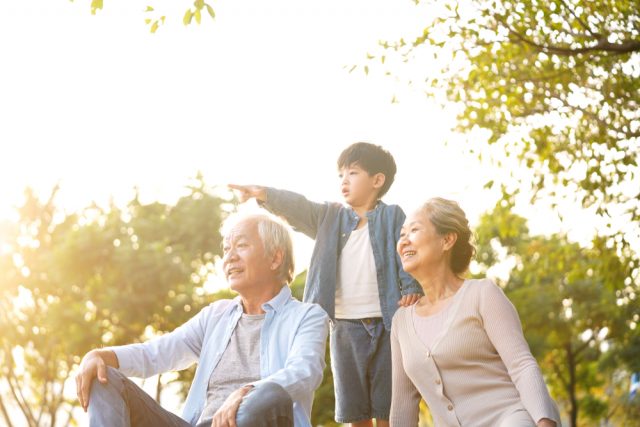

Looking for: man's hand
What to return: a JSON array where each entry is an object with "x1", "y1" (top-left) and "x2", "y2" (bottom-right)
[
  {"x1": 211, "y1": 385, "x2": 253, "y2": 427},
  {"x1": 398, "y1": 293, "x2": 421, "y2": 307},
  {"x1": 228, "y1": 184, "x2": 267, "y2": 204},
  {"x1": 75, "y1": 349, "x2": 118, "y2": 413}
]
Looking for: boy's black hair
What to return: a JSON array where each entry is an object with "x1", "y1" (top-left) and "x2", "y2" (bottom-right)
[{"x1": 337, "y1": 142, "x2": 397, "y2": 198}]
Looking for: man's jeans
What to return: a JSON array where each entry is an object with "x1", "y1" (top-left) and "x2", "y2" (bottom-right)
[{"x1": 88, "y1": 367, "x2": 293, "y2": 427}]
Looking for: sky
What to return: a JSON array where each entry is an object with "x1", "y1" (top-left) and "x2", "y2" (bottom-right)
[
  {"x1": 0, "y1": 0, "x2": 500, "y2": 269},
  {"x1": 0, "y1": 0, "x2": 607, "y2": 273}
]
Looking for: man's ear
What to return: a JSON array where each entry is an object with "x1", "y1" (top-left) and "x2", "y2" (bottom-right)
[
  {"x1": 372, "y1": 173, "x2": 386, "y2": 190},
  {"x1": 442, "y1": 232, "x2": 458, "y2": 251},
  {"x1": 270, "y1": 249, "x2": 284, "y2": 272}
]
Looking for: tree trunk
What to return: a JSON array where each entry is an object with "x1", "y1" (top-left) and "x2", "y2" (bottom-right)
[
  {"x1": 155, "y1": 373, "x2": 163, "y2": 403},
  {"x1": 567, "y1": 344, "x2": 578, "y2": 427}
]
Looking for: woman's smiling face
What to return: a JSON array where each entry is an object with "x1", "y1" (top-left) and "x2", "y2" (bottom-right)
[{"x1": 397, "y1": 209, "x2": 447, "y2": 276}]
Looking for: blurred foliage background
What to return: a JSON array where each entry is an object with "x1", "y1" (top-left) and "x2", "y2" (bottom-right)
[{"x1": 1, "y1": 0, "x2": 639, "y2": 426}]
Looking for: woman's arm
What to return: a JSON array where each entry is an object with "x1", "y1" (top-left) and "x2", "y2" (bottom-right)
[
  {"x1": 479, "y1": 280, "x2": 561, "y2": 426},
  {"x1": 389, "y1": 318, "x2": 421, "y2": 427}
]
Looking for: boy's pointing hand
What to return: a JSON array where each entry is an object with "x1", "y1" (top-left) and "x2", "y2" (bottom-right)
[{"x1": 228, "y1": 184, "x2": 267, "y2": 203}]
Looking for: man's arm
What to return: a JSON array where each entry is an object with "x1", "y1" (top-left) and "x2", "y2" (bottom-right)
[
  {"x1": 75, "y1": 349, "x2": 119, "y2": 412},
  {"x1": 112, "y1": 303, "x2": 211, "y2": 378},
  {"x1": 250, "y1": 305, "x2": 329, "y2": 399},
  {"x1": 229, "y1": 184, "x2": 329, "y2": 239},
  {"x1": 74, "y1": 302, "x2": 213, "y2": 411}
]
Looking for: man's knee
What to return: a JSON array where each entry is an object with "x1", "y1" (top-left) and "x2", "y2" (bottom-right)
[
  {"x1": 89, "y1": 366, "x2": 126, "y2": 402},
  {"x1": 236, "y1": 382, "x2": 293, "y2": 427}
]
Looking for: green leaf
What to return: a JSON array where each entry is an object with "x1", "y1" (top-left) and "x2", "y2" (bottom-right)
[
  {"x1": 150, "y1": 21, "x2": 159, "y2": 33},
  {"x1": 195, "y1": 9, "x2": 201, "y2": 25},
  {"x1": 145, "y1": 6, "x2": 154, "y2": 12},
  {"x1": 206, "y1": 4, "x2": 215, "y2": 19},
  {"x1": 183, "y1": 9, "x2": 193, "y2": 26},
  {"x1": 90, "y1": 0, "x2": 103, "y2": 15}
]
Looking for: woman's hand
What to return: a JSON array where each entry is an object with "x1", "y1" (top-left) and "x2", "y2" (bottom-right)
[{"x1": 537, "y1": 418, "x2": 556, "y2": 427}]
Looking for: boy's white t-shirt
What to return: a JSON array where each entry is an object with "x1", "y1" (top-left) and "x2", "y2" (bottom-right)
[{"x1": 335, "y1": 224, "x2": 383, "y2": 319}]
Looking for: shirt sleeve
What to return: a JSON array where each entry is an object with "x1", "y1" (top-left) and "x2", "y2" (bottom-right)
[
  {"x1": 390, "y1": 312, "x2": 421, "y2": 427},
  {"x1": 250, "y1": 304, "x2": 329, "y2": 400},
  {"x1": 110, "y1": 304, "x2": 211, "y2": 378},
  {"x1": 261, "y1": 187, "x2": 329, "y2": 239},
  {"x1": 479, "y1": 280, "x2": 561, "y2": 425},
  {"x1": 392, "y1": 206, "x2": 423, "y2": 296}
]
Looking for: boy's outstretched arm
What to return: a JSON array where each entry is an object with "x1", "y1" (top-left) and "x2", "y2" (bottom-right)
[
  {"x1": 228, "y1": 184, "x2": 267, "y2": 204},
  {"x1": 229, "y1": 184, "x2": 330, "y2": 240}
]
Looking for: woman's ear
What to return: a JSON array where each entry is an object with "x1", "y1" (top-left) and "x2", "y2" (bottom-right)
[{"x1": 442, "y1": 232, "x2": 458, "y2": 251}]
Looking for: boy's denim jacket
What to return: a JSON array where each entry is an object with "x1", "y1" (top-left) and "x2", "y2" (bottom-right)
[{"x1": 262, "y1": 187, "x2": 422, "y2": 330}]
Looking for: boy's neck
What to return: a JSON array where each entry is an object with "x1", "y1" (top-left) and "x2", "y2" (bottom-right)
[{"x1": 350, "y1": 198, "x2": 379, "y2": 225}]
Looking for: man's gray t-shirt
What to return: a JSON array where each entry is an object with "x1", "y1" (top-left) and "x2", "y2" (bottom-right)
[{"x1": 198, "y1": 313, "x2": 264, "y2": 423}]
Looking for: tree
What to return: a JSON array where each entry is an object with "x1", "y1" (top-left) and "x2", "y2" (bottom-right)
[
  {"x1": 0, "y1": 175, "x2": 229, "y2": 426},
  {"x1": 474, "y1": 199, "x2": 639, "y2": 426},
  {"x1": 369, "y1": 0, "x2": 639, "y2": 251},
  {"x1": 73, "y1": 0, "x2": 216, "y2": 33}
]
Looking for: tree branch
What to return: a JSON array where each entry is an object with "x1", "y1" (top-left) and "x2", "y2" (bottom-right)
[
  {"x1": 496, "y1": 14, "x2": 640, "y2": 56},
  {"x1": 558, "y1": 0, "x2": 599, "y2": 37},
  {"x1": 550, "y1": 357, "x2": 569, "y2": 390},
  {"x1": 4, "y1": 375, "x2": 35, "y2": 427},
  {"x1": 3, "y1": 346, "x2": 37, "y2": 427},
  {"x1": 0, "y1": 393, "x2": 14, "y2": 427}
]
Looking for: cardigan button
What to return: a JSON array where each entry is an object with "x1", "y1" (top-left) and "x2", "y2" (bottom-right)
[
  {"x1": 447, "y1": 404, "x2": 453, "y2": 411},
  {"x1": 435, "y1": 379, "x2": 441, "y2": 385},
  {"x1": 426, "y1": 351, "x2": 431, "y2": 358}
]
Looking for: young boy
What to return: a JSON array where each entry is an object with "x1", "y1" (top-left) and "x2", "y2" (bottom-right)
[{"x1": 229, "y1": 142, "x2": 421, "y2": 427}]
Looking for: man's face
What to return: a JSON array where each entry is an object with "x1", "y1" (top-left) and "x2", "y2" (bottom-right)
[{"x1": 222, "y1": 218, "x2": 274, "y2": 293}]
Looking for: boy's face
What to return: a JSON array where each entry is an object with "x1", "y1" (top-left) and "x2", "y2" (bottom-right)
[{"x1": 338, "y1": 163, "x2": 383, "y2": 207}]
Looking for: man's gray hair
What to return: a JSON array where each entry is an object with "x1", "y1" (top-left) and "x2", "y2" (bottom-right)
[{"x1": 221, "y1": 212, "x2": 295, "y2": 284}]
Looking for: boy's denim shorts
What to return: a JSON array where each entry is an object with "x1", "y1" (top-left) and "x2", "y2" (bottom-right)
[{"x1": 330, "y1": 318, "x2": 391, "y2": 423}]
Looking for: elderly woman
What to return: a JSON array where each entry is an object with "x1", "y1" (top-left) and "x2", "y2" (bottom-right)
[{"x1": 390, "y1": 198, "x2": 561, "y2": 427}]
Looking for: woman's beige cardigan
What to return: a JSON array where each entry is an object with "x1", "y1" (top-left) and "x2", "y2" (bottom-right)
[{"x1": 390, "y1": 279, "x2": 561, "y2": 426}]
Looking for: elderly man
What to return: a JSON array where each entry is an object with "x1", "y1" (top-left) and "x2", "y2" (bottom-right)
[{"x1": 75, "y1": 213, "x2": 329, "y2": 427}]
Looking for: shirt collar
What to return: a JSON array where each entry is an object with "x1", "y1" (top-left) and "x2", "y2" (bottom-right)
[
  {"x1": 262, "y1": 285, "x2": 291, "y2": 312},
  {"x1": 346, "y1": 200, "x2": 386, "y2": 216},
  {"x1": 231, "y1": 285, "x2": 291, "y2": 314}
]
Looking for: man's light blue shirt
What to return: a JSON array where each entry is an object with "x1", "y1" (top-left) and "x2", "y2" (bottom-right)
[{"x1": 111, "y1": 286, "x2": 329, "y2": 426}]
